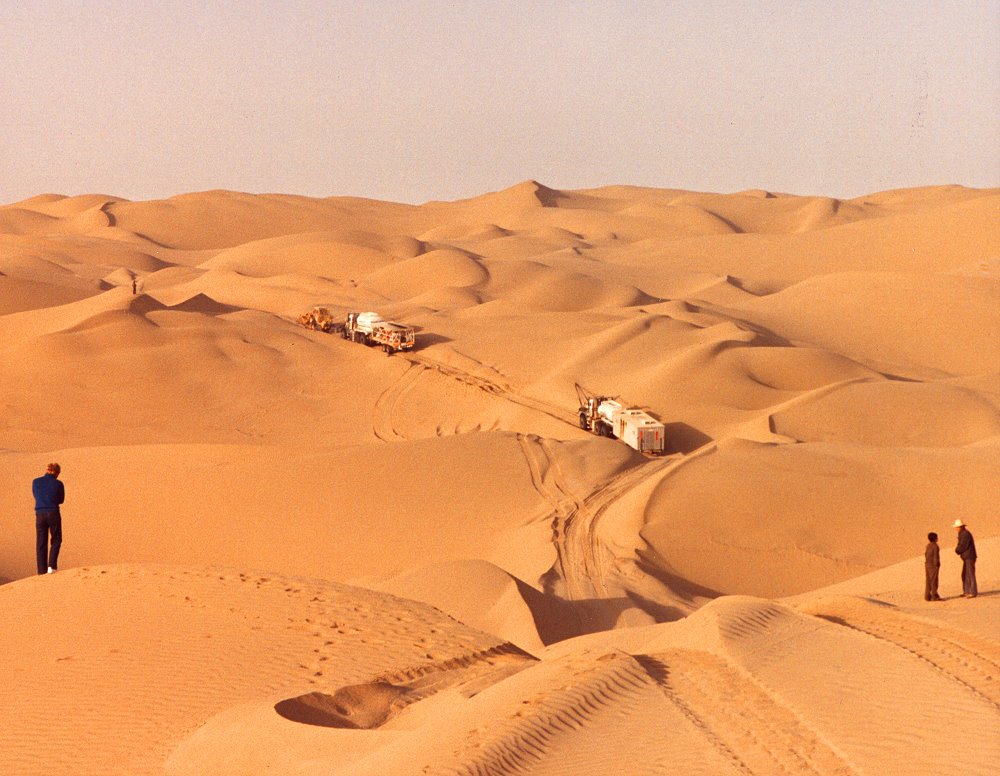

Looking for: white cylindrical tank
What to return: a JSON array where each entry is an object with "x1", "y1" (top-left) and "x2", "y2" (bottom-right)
[
  {"x1": 356, "y1": 311, "x2": 385, "y2": 331},
  {"x1": 597, "y1": 400, "x2": 623, "y2": 422}
]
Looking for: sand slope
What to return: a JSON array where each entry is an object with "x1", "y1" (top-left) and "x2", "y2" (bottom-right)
[
  {"x1": 1, "y1": 183, "x2": 997, "y2": 774},
  {"x1": 0, "y1": 565, "x2": 530, "y2": 776},
  {"x1": 1, "y1": 551, "x2": 995, "y2": 776}
]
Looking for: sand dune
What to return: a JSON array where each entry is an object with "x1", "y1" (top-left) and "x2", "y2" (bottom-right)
[
  {"x1": 3, "y1": 553, "x2": 994, "y2": 776},
  {"x1": 103, "y1": 191, "x2": 419, "y2": 251},
  {"x1": 0, "y1": 565, "x2": 527, "y2": 776},
  {"x1": 1, "y1": 182, "x2": 997, "y2": 774},
  {"x1": 725, "y1": 270, "x2": 1000, "y2": 377},
  {"x1": 640, "y1": 439, "x2": 999, "y2": 596},
  {"x1": 771, "y1": 379, "x2": 1000, "y2": 446},
  {"x1": 364, "y1": 248, "x2": 489, "y2": 300}
]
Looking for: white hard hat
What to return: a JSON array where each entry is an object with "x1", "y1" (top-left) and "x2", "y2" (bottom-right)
[{"x1": 952, "y1": 519, "x2": 966, "y2": 528}]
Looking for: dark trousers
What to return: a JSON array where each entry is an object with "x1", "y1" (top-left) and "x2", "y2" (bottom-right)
[
  {"x1": 924, "y1": 565, "x2": 939, "y2": 600},
  {"x1": 961, "y1": 559, "x2": 977, "y2": 597},
  {"x1": 35, "y1": 510, "x2": 62, "y2": 575}
]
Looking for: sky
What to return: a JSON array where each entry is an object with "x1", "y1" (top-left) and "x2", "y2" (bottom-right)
[{"x1": 2, "y1": 0, "x2": 998, "y2": 204}]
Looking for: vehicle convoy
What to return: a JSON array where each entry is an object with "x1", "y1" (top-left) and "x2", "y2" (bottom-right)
[
  {"x1": 576, "y1": 384, "x2": 665, "y2": 454},
  {"x1": 296, "y1": 307, "x2": 416, "y2": 354},
  {"x1": 342, "y1": 311, "x2": 415, "y2": 354}
]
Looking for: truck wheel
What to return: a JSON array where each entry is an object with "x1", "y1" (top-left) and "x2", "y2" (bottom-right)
[{"x1": 578, "y1": 412, "x2": 589, "y2": 430}]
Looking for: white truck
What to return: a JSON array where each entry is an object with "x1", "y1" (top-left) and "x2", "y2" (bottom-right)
[
  {"x1": 576, "y1": 384, "x2": 665, "y2": 454},
  {"x1": 342, "y1": 311, "x2": 415, "y2": 354}
]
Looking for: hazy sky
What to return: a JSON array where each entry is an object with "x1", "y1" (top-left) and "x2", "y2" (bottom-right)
[{"x1": 2, "y1": 1, "x2": 998, "y2": 204}]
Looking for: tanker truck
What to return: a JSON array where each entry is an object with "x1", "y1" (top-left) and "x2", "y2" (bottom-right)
[
  {"x1": 342, "y1": 311, "x2": 415, "y2": 354},
  {"x1": 576, "y1": 384, "x2": 665, "y2": 454}
]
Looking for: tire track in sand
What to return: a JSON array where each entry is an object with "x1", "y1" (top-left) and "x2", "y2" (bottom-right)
[
  {"x1": 372, "y1": 362, "x2": 426, "y2": 441},
  {"x1": 516, "y1": 433, "x2": 581, "y2": 595},
  {"x1": 381, "y1": 356, "x2": 686, "y2": 605},
  {"x1": 567, "y1": 452, "x2": 675, "y2": 598},
  {"x1": 431, "y1": 652, "x2": 689, "y2": 776},
  {"x1": 547, "y1": 440, "x2": 713, "y2": 601},
  {"x1": 407, "y1": 352, "x2": 581, "y2": 429},
  {"x1": 803, "y1": 598, "x2": 1000, "y2": 709},
  {"x1": 635, "y1": 648, "x2": 861, "y2": 776},
  {"x1": 372, "y1": 351, "x2": 583, "y2": 443},
  {"x1": 517, "y1": 433, "x2": 679, "y2": 602}
]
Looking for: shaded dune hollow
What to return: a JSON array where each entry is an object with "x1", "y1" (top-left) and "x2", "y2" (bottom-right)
[{"x1": 275, "y1": 684, "x2": 411, "y2": 729}]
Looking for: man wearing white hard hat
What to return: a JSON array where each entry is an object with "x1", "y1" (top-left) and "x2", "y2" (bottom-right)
[{"x1": 953, "y1": 519, "x2": 977, "y2": 598}]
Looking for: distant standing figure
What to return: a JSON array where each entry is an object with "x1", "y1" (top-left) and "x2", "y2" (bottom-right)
[
  {"x1": 32, "y1": 463, "x2": 65, "y2": 575},
  {"x1": 924, "y1": 532, "x2": 940, "y2": 601},
  {"x1": 953, "y1": 519, "x2": 977, "y2": 598},
  {"x1": 131, "y1": 278, "x2": 137, "y2": 294}
]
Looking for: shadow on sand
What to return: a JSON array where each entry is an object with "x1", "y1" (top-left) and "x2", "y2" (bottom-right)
[
  {"x1": 409, "y1": 331, "x2": 453, "y2": 350},
  {"x1": 663, "y1": 422, "x2": 713, "y2": 455}
]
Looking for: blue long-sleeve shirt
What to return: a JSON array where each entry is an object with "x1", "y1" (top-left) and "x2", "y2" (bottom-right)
[{"x1": 32, "y1": 473, "x2": 65, "y2": 513}]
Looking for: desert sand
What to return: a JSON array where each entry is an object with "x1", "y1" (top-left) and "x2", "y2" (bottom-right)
[{"x1": 1, "y1": 182, "x2": 997, "y2": 774}]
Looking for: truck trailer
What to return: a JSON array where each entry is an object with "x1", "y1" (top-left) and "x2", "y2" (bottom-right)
[
  {"x1": 576, "y1": 385, "x2": 665, "y2": 454},
  {"x1": 342, "y1": 311, "x2": 415, "y2": 354}
]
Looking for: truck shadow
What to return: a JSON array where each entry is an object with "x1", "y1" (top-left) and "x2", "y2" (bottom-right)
[
  {"x1": 410, "y1": 331, "x2": 453, "y2": 350},
  {"x1": 663, "y1": 422, "x2": 713, "y2": 454}
]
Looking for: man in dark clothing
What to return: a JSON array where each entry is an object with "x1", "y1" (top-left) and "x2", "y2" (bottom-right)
[
  {"x1": 953, "y1": 519, "x2": 977, "y2": 598},
  {"x1": 924, "y1": 532, "x2": 940, "y2": 601},
  {"x1": 32, "y1": 463, "x2": 65, "y2": 575}
]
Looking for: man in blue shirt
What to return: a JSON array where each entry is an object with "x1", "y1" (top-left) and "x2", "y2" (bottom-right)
[{"x1": 32, "y1": 463, "x2": 65, "y2": 575}]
